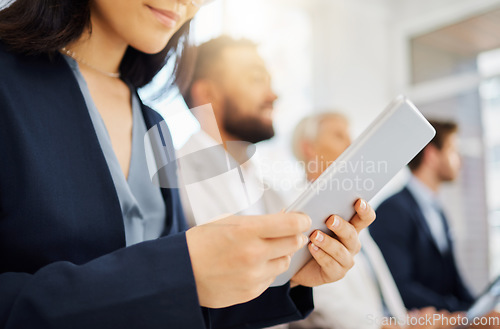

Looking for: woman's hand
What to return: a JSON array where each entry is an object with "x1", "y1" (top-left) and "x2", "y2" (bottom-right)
[
  {"x1": 290, "y1": 199, "x2": 376, "y2": 287},
  {"x1": 186, "y1": 212, "x2": 311, "y2": 308}
]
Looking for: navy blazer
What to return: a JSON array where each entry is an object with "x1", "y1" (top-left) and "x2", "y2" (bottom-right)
[
  {"x1": 0, "y1": 42, "x2": 312, "y2": 329},
  {"x1": 370, "y1": 187, "x2": 474, "y2": 312}
]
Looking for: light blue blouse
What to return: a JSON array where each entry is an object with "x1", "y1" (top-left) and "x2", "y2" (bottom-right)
[{"x1": 64, "y1": 56, "x2": 166, "y2": 246}]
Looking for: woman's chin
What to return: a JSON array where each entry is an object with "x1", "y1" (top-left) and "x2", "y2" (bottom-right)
[{"x1": 130, "y1": 36, "x2": 174, "y2": 54}]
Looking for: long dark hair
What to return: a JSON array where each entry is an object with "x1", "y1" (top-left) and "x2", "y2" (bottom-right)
[{"x1": 0, "y1": 0, "x2": 195, "y2": 90}]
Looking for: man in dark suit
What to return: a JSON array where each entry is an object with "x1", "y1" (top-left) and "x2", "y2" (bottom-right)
[{"x1": 370, "y1": 121, "x2": 475, "y2": 312}]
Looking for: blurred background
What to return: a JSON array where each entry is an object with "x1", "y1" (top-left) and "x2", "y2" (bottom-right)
[
  {"x1": 0, "y1": 0, "x2": 496, "y2": 312},
  {"x1": 140, "y1": 0, "x2": 500, "y2": 296}
]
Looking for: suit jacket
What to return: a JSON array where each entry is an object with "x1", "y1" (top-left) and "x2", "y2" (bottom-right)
[
  {"x1": 0, "y1": 42, "x2": 312, "y2": 329},
  {"x1": 370, "y1": 187, "x2": 474, "y2": 312}
]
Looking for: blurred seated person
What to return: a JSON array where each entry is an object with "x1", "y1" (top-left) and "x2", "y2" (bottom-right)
[
  {"x1": 288, "y1": 113, "x2": 493, "y2": 329},
  {"x1": 177, "y1": 37, "x2": 375, "y2": 328},
  {"x1": 178, "y1": 36, "x2": 285, "y2": 227},
  {"x1": 370, "y1": 121, "x2": 474, "y2": 312},
  {"x1": 371, "y1": 120, "x2": 499, "y2": 326}
]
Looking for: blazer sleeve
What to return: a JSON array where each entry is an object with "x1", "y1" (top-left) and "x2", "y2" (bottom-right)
[
  {"x1": 207, "y1": 285, "x2": 313, "y2": 329},
  {"x1": 144, "y1": 108, "x2": 314, "y2": 328},
  {"x1": 454, "y1": 264, "x2": 475, "y2": 306},
  {"x1": 370, "y1": 199, "x2": 470, "y2": 312},
  {"x1": 0, "y1": 233, "x2": 210, "y2": 329},
  {"x1": 0, "y1": 77, "x2": 312, "y2": 328}
]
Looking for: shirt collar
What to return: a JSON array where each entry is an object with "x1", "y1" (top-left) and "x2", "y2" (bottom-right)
[
  {"x1": 407, "y1": 175, "x2": 440, "y2": 210},
  {"x1": 184, "y1": 130, "x2": 259, "y2": 172}
]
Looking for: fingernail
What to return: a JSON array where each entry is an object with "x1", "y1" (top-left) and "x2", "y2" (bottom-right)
[
  {"x1": 331, "y1": 216, "x2": 340, "y2": 229},
  {"x1": 311, "y1": 243, "x2": 319, "y2": 251},
  {"x1": 302, "y1": 235, "x2": 309, "y2": 246},
  {"x1": 360, "y1": 199, "x2": 367, "y2": 210},
  {"x1": 305, "y1": 215, "x2": 312, "y2": 227},
  {"x1": 315, "y1": 231, "x2": 324, "y2": 243},
  {"x1": 297, "y1": 212, "x2": 312, "y2": 227}
]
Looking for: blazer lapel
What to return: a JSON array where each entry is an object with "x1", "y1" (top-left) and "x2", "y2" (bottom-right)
[
  {"x1": 402, "y1": 187, "x2": 445, "y2": 257},
  {"x1": 56, "y1": 54, "x2": 127, "y2": 248},
  {"x1": 139, "y1": 102, "x2": 181, "y2": 235}
]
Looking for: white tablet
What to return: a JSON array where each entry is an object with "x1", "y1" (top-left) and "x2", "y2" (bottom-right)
[
  {"x1": 464, "y1": 276, "x2": 500, "y2": 322},
  {"x1": 271, "y1": 95, "x2": 436, "y2": 287}
]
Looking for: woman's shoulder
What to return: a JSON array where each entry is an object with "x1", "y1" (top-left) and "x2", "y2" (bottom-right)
[
  {"x1": 0, "y1": 40, "x2": 19, "y2": 69},
  {"x1": 0, "y1": 40, "x2": 32, "y2": 65},
  {"x1": 0, "y1": 40, "x2": 63, "y2": 76},
  {"x1": 0, "y1": 40, "x2": 79, "y2": 123},
  {"x1": 0, "y1": 40, "x2": 73, "y2": 99},
  {"x1": 0, "y1": 41, "x2": 29, "y2": 94}
]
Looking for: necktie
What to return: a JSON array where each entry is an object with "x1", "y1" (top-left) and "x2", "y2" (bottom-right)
[{"x1": 430, "y1": 200, "x2": 451, "y2": 254}]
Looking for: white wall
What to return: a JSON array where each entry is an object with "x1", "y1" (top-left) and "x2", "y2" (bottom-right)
[
  {"x1": 388, "y1": 0, "x2": 500, "y2": 96},
  {"x1": 307, "y1": 0, "x2": 393, "y2": 136},
  {"x1": 143, "y1": 0, "x2": 499, "y2": 292},
  {"x1": 388, "y1": 0, "x2": 500, "y2": 294},
  {"x1": 304, "y1": 0, "x2": 500, "y2": 294},
  {"x1": 306, "y1": 0, "x2": 500, "y2": 132}
]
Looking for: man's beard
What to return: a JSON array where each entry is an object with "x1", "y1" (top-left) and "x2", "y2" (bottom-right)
[{"x1": 222, "y1": 97, "x2": 275, "y2": 144}]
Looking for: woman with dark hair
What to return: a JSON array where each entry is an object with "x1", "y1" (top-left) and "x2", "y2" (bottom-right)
[{"x1": 0, "y1": 0, "x2": 376, "y2": 328}]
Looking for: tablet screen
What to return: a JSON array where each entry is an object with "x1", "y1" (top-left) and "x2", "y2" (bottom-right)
[{"x1": 466, "y1": 276, "x2": 500, "y2": 320}]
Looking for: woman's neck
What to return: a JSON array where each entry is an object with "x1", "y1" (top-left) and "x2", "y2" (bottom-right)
[{"x1": 65, "y1": 15, "x2": 128, "y2": 75}]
